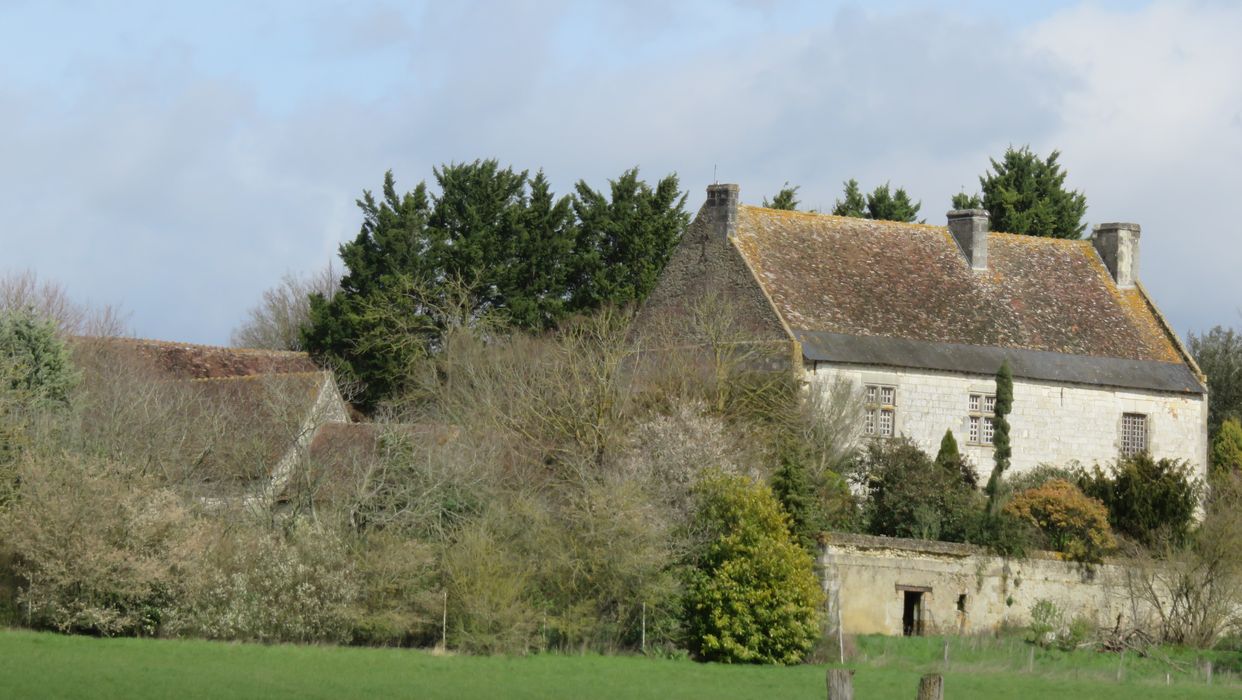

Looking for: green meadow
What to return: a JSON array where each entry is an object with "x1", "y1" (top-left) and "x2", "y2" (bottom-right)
[{"x1": 2, "y1": 629, "x2": 1239, "y2": 699}]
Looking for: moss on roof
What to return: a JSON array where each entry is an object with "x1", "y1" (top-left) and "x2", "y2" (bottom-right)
[{"x1": 732, "y1": 205, "x2": 1181, "y2": 363}]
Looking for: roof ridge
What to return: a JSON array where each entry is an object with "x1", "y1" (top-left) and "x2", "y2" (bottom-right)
[
  {"x1": 73, "y1": 335, "x2": 311, "y2": 358},
  {"x1": 742, "y1": 205, "x2": 1091, "y2": 240},
  {"x1": 189, "y1": 370, "x2": 327, "y2": 383}
]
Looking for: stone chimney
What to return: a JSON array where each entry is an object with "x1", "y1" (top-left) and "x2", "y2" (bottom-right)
[
  {"x1": 705, "y1": 183, "x2": 740, "y2": 238},
  {"x1": 1091, "y1": 223, "x2": 1141, "y2": 288},
  {"x1": 947, "y1": 209, "x2": 990, "y2": 271}
]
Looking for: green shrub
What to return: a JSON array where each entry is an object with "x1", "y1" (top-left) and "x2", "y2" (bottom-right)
[
  {"x1": 1061, "y1": 614, "x2": 1095, "y2": 651},
  {"x1": 1003, "y1": 463, "x2": 1079, "y2": 495},
  {"x1": 1079, "y1": 454, "x2": 1199, "y2": 548},
  {"x1": 1026, "y1": 598, "x2": 1062, "y2": 647},
  {"x1": 441, "y1": 514, "x2": 540, "y2": 654},
  {"x1": 682, "y1": 471, "x2": 823, "y2": 665},
  {"x1": 851, "y1": 437, "x2": 983, "y2": 542},
  {"x1": 347, "y1": 532, "x2": 441, "y2": 647},
  {"x1": 1211, "y1": 418, "x2": 1242, "y2": 479},
  {"x1": 0, "y1": 309, "x2": 78, "y2": 409}
]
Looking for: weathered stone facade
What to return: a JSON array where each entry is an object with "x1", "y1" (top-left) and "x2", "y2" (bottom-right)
[
  {"x1": 808, "y1": 362, "x2": 1208, "y2": 482},
  {"x1": 640, "y1": 184, "x2": 1208, "y2": 478},
  {"x1": 820, "y1": 533, "x2": 1152, "y2": 636}
]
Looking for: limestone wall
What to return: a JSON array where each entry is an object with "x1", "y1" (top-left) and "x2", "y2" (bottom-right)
[
  {"x1": 820, "y1": 534, "x2": 1151, "y2": 636},
  {"x1": 807, "y1": 362, "x2": 1207, "y2": 482}
]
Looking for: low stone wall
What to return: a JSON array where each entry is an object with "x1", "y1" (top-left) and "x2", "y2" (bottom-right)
[{"x1": 819, "y1": 533, "x2": 1151, "y2": 636}]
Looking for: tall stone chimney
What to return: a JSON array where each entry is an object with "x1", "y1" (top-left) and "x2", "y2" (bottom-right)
[
  {"x1": 705, "y1": 183, "x2": 739, "y2": 238},
  {"x1": 947, "y1": 209, "x2": 990, "y2": 271},
  {"x1": 1091, "y1": 223, "x2": 1141, "y2": 288}
]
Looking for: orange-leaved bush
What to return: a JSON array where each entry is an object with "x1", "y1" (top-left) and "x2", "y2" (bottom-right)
[{"x1": 1005, "y1": 479, "x2": 1115, "y2": 563}]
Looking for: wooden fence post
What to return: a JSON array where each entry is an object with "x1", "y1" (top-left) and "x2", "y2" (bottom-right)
[
  {"x1": 826, "y1": 669, "x2": 854, "y2": 700},
  {"x1": 916, "y1": 673, "x2": 944, "y2": 700}
]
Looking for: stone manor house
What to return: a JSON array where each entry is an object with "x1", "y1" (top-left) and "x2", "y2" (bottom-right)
[{"x1": 642, "y1": 184, "x2": 1208, "y2": 483}]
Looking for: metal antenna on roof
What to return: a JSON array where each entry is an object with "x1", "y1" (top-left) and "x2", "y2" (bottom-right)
[{"x1": 713, "y1": 164, "x2": 717, "y2": 184}]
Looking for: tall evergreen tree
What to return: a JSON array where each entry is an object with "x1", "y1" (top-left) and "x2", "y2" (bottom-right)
[
  {"x1": 986, "y1": 360, "x2": 1014, "y2": 515},
  {"x1": 770, "y1": 451, "x2": 824, "y2": 551},
  {"x1": 951, "y1": 191, "x2": 983, "y2": 209},
  {"x1": 1189, "y1": 326, "x2": 1242, "y2": 436},
  {"x1": 973, "y1": 146, "x2": 1088, "y2": 238},
  {"x1": 831, "y1": 179, "x2": 867, "y2": 218},
  {"x1": 569, "y1": 168, "x2": 688, "y2": 312},
  {"x1": 865, "y1": 183, "x2": 922, "y2": 223},
  {"x1": 832, "y1": 179, "x2": 922, "y2": 222},
  {"x1": 763, "y1": 183, "x2": 800, "y2": 211},
  {"x1": 304, "y1": 162, "x2": 686, "y2": 410}
]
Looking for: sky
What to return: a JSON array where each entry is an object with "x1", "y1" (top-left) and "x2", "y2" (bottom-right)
[{"x1": 2, "y1": 0, "x2": 1240, "y2": 345}]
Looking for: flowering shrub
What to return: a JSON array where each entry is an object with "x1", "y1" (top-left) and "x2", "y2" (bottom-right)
[
  {"x1": 172, "y1": 525, "x2": 357, "y2": 644},
  {"x1": 4, "y1": 453, "x2": 193, "y2": 636}
]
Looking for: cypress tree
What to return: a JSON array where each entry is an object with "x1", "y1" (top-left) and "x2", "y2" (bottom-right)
[
  {"x1": 935, "y1": 429, "x2": 961, "y2": 472},
  {"x1": 986, "y1": 360, "x2": 1014, "y2": 515}
]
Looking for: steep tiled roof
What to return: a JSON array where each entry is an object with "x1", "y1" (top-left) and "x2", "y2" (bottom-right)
[{"x1": 731, "y1": 206, "x2": 1182, "y2": 364}]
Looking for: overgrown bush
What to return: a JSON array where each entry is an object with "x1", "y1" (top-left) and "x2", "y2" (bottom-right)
[
  {"x1": 682, "y1": 471, "x2": 823, "y2": 665},
  {"x1": 1005, "y1": 479, "x2": 1115, "y2": 563},
  {"x1": 346, "y1": 532, "x2": 440, "y2": 647},
  {"x1": 172, "y1": 523, "x2": 357, "y2": 644},
  {"x1": 851, "y1": 437, "x2": 982, "y2": 542},
  {"x1": 3, "y1": 452, "x2": 193, "y2": 636},
  {"x1": 1079, "y1": 454, "x2": 1199, "y2": 548},
  {"x1": 1211, "y1": 418, "x2": 1242, "y2": 479},
  {"x1": 441, "y1": 511, "x2": 541, "y2": 654},
  {"x1": 1003, "y1": 463, "x2": 1079, "y2": 495}
]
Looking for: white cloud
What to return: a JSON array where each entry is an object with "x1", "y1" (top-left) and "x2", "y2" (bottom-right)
[
  {"x1": 1025, "y1": 0, "x2": 1242, "y2": 333},
  {"x1": 1, "y1": 1, "x2": 1239, "y2": 343}
]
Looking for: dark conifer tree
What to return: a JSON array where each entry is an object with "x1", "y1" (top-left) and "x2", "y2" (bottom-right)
[
  {"x1": 763, "y1": 183, "x2": 800, "y2": 211},
  {"x1": 973, "y1": 146, "x2": 1087, "y2": 238},
  {"x1": 986, "y1": 360, "x2": 1014, "y2": 515}
]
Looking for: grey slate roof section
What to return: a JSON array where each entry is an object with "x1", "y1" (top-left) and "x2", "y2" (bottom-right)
[{"x1": 794, "y1": 330, "x2": 1205, "y2": 395}]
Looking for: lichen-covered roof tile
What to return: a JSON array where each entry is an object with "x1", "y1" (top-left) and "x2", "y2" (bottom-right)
[{"x1": 732, "y1": 206, "x2": 1181, "y2": 363}]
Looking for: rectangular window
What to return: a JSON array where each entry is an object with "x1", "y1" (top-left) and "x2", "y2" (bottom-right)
[
  {"x1": 968, "y1": 393, "x2": 996, "y2": 445},
  {"x1": 864, "y1": 384, "x2": 896, "y2": 437},
  {"x1": 1121, "y1": 413, "x2": 1148, "y2": 457}
]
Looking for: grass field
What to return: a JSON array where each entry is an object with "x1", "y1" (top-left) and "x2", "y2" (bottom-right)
[{"x1": 1, "y1": 628, "x2": 1240, "y2": 699}]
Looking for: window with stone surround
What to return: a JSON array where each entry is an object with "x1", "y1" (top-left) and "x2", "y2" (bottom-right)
[
  {"x1": 864, "y1": 384, "x2": 896, "y2": 437},
  {"x1": 968, "y1": 393, "x2": 996, "y2": 445},
  {"x1": 1121, "y1": 413, "x2": 1148, "y2": 457}
]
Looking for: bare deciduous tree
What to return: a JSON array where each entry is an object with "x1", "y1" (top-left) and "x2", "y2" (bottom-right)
[
  {"x1": 1125, "y1": 474, "x2": 1242, "y2": 646},
  {"x1": 231, "y1": 264, "x2": 340, "y2": 351},
  {"x1": 0, "y1": 269, "x2": 128, "y2": 337}
]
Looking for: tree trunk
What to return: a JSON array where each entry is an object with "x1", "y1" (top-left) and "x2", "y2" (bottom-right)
[
  {"x1": 916, "y1": 673, "x2": 944, "y2": 700},
  {"x1": 826, "y1": 669, "x2": 854, "y2": 700}
]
